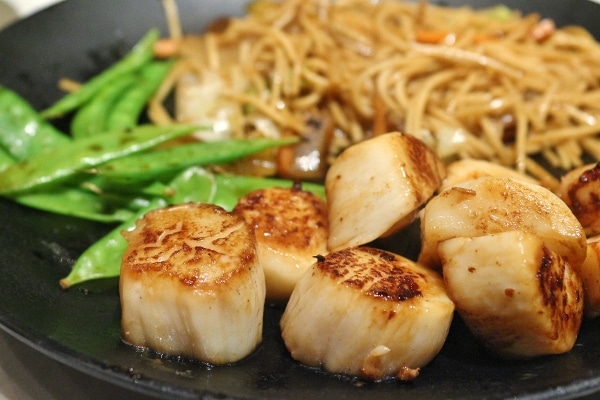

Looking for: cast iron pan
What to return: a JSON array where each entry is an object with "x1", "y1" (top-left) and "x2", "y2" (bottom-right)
[{"x1": 1, "y1": 1, "x2": 600, "y2": 399}]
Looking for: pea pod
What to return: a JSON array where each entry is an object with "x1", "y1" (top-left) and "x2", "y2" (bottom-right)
[
  {"x1": 41, "y1": 29, "x2": 160, "y2": 119},
  {"x1": 106, "y1": 59, "x2": 175, "y2": 131},
  {"x1": 70, "y1": 74, "x2": 138, "y2": 139},
  {"x1": 0, "y1": 147, "x2": 15, "y2": 172},
  {"x1": 0, "y1": 124, "x2": 197, "y2": 195},
  {"x1": 14, "y1": 185, "x2": 136, "y2": 222},
  {"x1": 92, "y1": 137, "x2": 298, "y2": 182},
  {"x1": 0, "y1": 85, "x2": 70, "y2": 160},
  {"x1": 59, "y1": 197, "x2": 167, "y2": 289}
]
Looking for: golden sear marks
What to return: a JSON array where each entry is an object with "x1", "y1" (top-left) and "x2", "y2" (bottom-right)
[
  {"x1": 121, "y1": 203, "x2": 257, "y2": 287},
  {"x1": 233, "y1": 185, "x2": 329, "y2": 250},
  {"x1": 537, "y1": 246, "x2": 583, "y2": 340},
  {"x1": 564, "y1": 163, "x2": 600, "y2": 232},
  {"x1": 316, "y1": 247, "x2": 424, "y2": 301}
]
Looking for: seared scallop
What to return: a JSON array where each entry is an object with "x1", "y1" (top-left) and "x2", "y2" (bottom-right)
[
  {"x1": 233, "y1": 184, "x2": 329, "y2": 301},
  {"x1": 419, "y1": 176, "x2": 586, "y2": 271},
  {"x1": 325, "y1": 131, "x2": 446, "y2": 251},
  {"x1": 439, "y1": 230, "x2": 583, "y2": 358},
  {"x1": 280, "y1": 246, "x2": 454, "y2": 381},
  {"x1": 120, "y1": 202, "x2": 265, "y2": 365}
]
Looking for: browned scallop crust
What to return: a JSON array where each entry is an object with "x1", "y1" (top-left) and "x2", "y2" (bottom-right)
[
  {"x1": 559, "y1": 163, "x2": 600, "y2": 236},
  {"x1": 317, "y1": 247, "x2": 424, "y2": 302},
  {"x1": 122, "y1": 203, "x2": 256, "y2": 285},
  {"x1": 234, "y1": 185, "x2": 328, "y2": 253}
]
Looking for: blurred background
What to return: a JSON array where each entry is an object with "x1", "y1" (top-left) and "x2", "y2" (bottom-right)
[{"x1": 0, "y1": 0, "x2": 63, "y2": 29}]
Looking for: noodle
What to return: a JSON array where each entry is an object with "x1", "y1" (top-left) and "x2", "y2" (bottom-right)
[
  {"x1": 162, "y1": 0, "x2": 183, "y2": 40},
  {"x1": 155, "y1": 0, "x2": 600, "y2": 178}
]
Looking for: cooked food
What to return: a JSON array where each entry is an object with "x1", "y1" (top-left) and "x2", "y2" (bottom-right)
[
  {"x1": 280, "y1": 246, "x2": 454, "y2": 381},
  {"x1": 577, "y1": 236, "x2": 600, "y2": 318},
  {"x1": 439, "y1": 230, "x2": 583, "y2": 358},
  {"x1": 154, "y1": 0, "x2": 600, "y2": 181},
  {"x1": 120, "y1": 202, "x2": 265, "y2": 364},
  {"x1": 557, "y1": 162, "x2": 600, "y2": 236},
  {"x1": 325, "y1": 131, "x2": 445, "y2": 251},
  {"x1": 418, "y1": 176, "x2": 587, "y2": 270},
  {"x1": 233, "y1": 184, "x2": 329, "y2": 301},
  {"x1": 7, "y1": 0, "x2": 600, "y2": 387},
  {"x1": 440, "y1": 158, "x2": 539, "y2": 192}
]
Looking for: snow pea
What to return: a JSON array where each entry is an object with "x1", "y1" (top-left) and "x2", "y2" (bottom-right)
[
  {"x1": 144, "y1": 168, "x2": 326, "y2": 211},
  {"x1": 14, "y1": 185, "x2": 136, "y2": 222},
  {"x1": 41, "y1": 29, "x2": 160, "y2": 119},
  {"x1": 106, "y1": 59, "x2": 175, "y2": 131},
  {"x1": 70, "y1": 74, "x2": 138, "y2": 139},
  {"x1": 0, "y1": 85, "x2": 70, "y2": 160},
  {"x1": 92, "y1": 136, "x2": 298, "y2": 182},
  {"x1": 59, "y1": 197, "x2": 167, "y2": 289},
  {"x1": 0, "y1": 148, "x2": 15, "y2": 172},
  {"x1": 0, "y1": 124, "x2": 197, "y2": 195}
]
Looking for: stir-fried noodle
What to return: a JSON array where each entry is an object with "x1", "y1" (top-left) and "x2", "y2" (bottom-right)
[{"x1": 152, "y1": 0, "x2": 600, "y2": 183}]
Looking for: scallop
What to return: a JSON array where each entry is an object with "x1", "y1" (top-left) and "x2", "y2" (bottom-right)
[
  {"x1": 280, "y1": 246, "x2": 454, "y2": 381},
  {"x1": 120, "y1": 202, "x2": 265, "y2": 364}
]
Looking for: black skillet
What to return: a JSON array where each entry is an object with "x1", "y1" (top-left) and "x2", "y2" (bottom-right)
[{"x1": 1, "y1": 0, "x2": 600, "y2": 399}]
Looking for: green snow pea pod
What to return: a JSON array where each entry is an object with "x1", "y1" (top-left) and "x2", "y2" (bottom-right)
[
  {"x1": 92, "y1": 136, "x2": 298, "y2": 182},
  {"x1": 41, "y1": 29, "x2": 160, "y2": 119},
  {"x1": 59, "y1": 197, "x2": 167, "y2": 289},
  {"x1": 0, "y1": 85, "x2": 70, "y2": 160},
  {"x1": 0, "y1": 124, "x2": 197, "y2": 195},
  {"x1": 14, "y1": 185, "x2": 136, "y2": 222},
  {"x1": 167, "y1": 167, "x2": 217, "y2": 204},
  {"x1": 59, "y1": 167, "x2": 218, "y2": 288},
  {"x1": 106, "y1": 59, "x2": 175, "y2": 131},
  {"x1": 70, "y1": 74, "x2": 138, "y2": 139},
  {"x1": 0, "y1": 121, "x2": 133, "y2": 221},
  {"x1": 0, "y1": 147, "x2": 15, "y2": 172}
]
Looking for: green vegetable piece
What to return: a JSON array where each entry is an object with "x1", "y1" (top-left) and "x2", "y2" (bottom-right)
[
  {"x1": 41, "y1": 29, "x2": 160, "y2": 119},
  {"x1": 0, "y1": 147, "x2": 15, "y2": 172},
  {"x1": 70, "y1": 74, "x2": 138, "y2": 139},
  {"x1": 14, "y1": 185, "x2": 135, "y2": 222},
  {"x1": 0, "y1": 124, "x2": 197, "y2": 195},
  {"x1": 59, "y1": 197, "x2": 167, "y2": 289},
  {"x1": 483, "y1": 5, "x2": 514, "y2": 21},
  {"x1": 0, "y1": 85, "x2": 70, "y2": 160},
  {"x1": 93, "y1": 137, "x2": 298, "y2": 182},
  {"x1": 106, "y1": 59, "x2": 175, "y2": 131}
]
